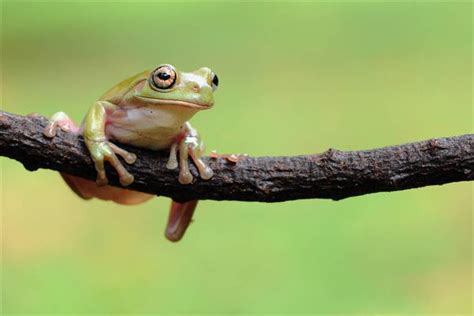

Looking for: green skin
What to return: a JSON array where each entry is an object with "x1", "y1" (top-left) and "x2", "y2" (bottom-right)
[
  {"x1": 45, "y1": 64, "x2": 217, "y2": 186},
  {"x1": 44, "y1": 64, "x2": 218, "y2": 241}
]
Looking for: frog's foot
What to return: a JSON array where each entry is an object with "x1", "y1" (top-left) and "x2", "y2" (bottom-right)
[
  {"x1": 43, "y1": 112, "x2": 80, "y2": 138},
  {"x1": 167, "y1": 137, "x2": 213, "y2": 185},
  {"x1": 86, "y1": 139, "x2": 136, "y2": 187},
  {"x1": 189, "y1": 150, "x2": 214, "y2": 180}
]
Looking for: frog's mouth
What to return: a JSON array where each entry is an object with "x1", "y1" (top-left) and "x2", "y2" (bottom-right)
[{"x1": 134, "y1": 96, "x2": 211, "y2": 110}]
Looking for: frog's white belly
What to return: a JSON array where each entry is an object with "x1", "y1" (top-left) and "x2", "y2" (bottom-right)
[{"x1": 106, "y1": 106, "x2": 194, "y2": 150}]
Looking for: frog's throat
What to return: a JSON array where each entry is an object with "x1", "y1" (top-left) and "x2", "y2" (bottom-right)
[{"x1": 134, "y1": 95, "x2": 211, "y2": 110}]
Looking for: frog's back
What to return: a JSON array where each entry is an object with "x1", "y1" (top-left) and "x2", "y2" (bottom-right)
[{"x1": 100, "y1": 70, "x2": 151, "y2": 103}]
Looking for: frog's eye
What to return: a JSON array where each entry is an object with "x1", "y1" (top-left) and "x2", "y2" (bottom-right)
[
  {"x1": 211, "y1": 73, "x2": 219, "y2": 91},
  {"x1": 150, "y1": 65, "x2": 177, "y2": 90}
]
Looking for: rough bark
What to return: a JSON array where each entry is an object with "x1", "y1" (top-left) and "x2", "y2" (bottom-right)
[{"x1": 0, "y1": 111, "x2": 472, "y2": 202}]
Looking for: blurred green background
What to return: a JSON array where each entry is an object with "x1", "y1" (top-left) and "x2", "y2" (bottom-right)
[{"x1": 1, "y1": 1, "x2": 472, "y2": 314}]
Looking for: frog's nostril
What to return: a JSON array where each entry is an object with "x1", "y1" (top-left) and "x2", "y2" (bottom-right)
[{"x1": 191, "y1": 83, "x2": 200, "y2": 92}]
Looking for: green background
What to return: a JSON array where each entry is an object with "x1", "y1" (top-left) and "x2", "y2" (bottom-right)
[{"x1": 1, "y1": 1, "x2": 472, "y2": 314}]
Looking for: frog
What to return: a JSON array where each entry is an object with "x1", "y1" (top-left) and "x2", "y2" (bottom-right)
[{"x1": 43, "y1": 64, "x2": 219, "y2": 242}]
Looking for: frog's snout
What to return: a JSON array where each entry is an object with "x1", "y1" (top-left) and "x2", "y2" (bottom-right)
[
  {"x1": 192, "y1": 83, "x2": 213, "y2": 96},
  {"x1": 185, "y1": 80, "x2": 214, "y2": 107}
]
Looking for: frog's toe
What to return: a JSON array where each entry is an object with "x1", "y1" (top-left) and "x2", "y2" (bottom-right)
[
  {"x1": 166, "y1": 143, "x2": 179, "y2": 170},
  {"x1": 166, "y1": 159, "x2": 178, "y2": 170},
  {"x1": 43, "y1": 124, "x2": 57, "y2": 138},
  {"x1": 109, "y1": 143, "x2": 137, "y2": 164},
  {"x1": 118, "y1": 152, "x2": 136, "y2": 165},
  {"x1": 124, "y1": 153, "x2": 137, "y2": 164},
  {"x1": 178, "y1": 170, "x2": 193, "y2": 185},
  {"x1": 189, "y1": 153, "x2": 214, "y2": 181},
  {"x1": 109, "y1": 157, "x2": 135, "y2": 186},
  {"x1": 96, "y1": 174, "x2": 108, "y2": 186},
  {"x1": 199, "y1": 166, "x2": 214, "y2": 180},
  {"x1": 119, "y1": 173, "x2": 135, "y2": 186},
  {"x1": 92, "y1": 158, "x2": 109, "y2": 186}
]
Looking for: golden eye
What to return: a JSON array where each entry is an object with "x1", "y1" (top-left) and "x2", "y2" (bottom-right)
[
  {"x1": 150, "y1": 65, "x2": 176, "y2": 90},
  {"x1": 211, "y1": 72, "x2": 219, "y2": 91}
]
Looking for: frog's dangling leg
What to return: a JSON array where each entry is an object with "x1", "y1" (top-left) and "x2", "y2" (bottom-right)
[
  {"x1": 165, "y1": 200, "x2": 198, "y2": 242},
  {"x1": 43, "y1": 112, "x2": 80, "y2": 138}
]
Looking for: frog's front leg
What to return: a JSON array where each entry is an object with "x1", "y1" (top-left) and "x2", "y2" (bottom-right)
[
  {"x1": 83, "y1": 101, "x2": 137, "y2": 186},
  {"x1": 167, "y1": 122, "x2": 214, "y2": 184}
]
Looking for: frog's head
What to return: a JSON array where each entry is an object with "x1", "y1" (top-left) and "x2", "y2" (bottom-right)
[{"x1": 135, "y1": 64, "x2": 218, "y2": 110}]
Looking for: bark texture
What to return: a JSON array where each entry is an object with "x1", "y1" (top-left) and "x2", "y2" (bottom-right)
[{"x1": 0, "y1": 111, "x2": 472, "y2": 202}]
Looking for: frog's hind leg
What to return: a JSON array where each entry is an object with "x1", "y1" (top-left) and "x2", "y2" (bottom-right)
[
  {"x1": 60, "y1": 173, "x2": 153, "y2": 205},
  {"x1": 44, "y1": 112, "x2": 80, "y2": 138}
]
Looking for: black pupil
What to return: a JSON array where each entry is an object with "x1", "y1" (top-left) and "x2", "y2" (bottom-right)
[
  {"x1": 212, "y1": 74, "x2": 219, "y2": 86},
  {"x1": 157, "y1": 71, "x2": 170, "y2": 80}
]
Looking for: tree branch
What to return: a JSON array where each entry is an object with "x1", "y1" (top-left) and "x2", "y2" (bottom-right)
[{"x1": 0, "y1": 111, "x2": 472, "y2": 202}]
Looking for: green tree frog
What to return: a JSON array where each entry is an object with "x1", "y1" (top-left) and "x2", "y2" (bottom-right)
[{"x1": 43, "y1": 64, "x2": 219, "y2": 242}]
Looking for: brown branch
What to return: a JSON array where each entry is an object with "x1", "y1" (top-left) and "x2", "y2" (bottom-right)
[{"x1": 0, "y1": 110, "x2": 472, "y2": 202}]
